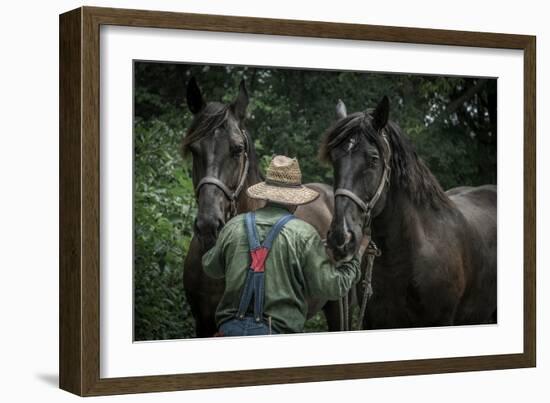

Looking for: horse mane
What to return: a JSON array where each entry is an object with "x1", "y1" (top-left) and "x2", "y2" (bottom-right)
[{"x1": 319, "y1": 110, "x2": 453, "y2": 210}]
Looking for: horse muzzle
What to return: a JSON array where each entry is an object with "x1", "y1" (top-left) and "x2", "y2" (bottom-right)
[
  {"x1": 194, "y1": 215, "x2": 224, "y2": 252},
  {"x1": 327, "y1": 226, "x2": 357, "y2": 262}
]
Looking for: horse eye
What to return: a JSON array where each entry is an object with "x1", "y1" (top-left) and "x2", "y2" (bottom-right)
[
  {"x1": 231, "y1": 144, "x2": 244, "y2": 156},
  {"x1": 369, "y1": 155, "x2": 379, "y2": 168}
]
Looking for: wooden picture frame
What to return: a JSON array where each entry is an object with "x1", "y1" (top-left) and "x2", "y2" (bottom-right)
[{"x1": 59, "y1": 6, "x2": 536, "y2": 396}]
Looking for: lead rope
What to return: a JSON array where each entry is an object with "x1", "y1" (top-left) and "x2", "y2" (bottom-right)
[
  {"x1": 338, "y1": 297, "x2": 351, "y2": 331},
  {"x1": 356, "y1": 241, "x2": 381, "y2": 330},
  {"x1": 338, "y1": 240, "x2": 380, "y2": 332},
  {"x1": 339, "y1": 297, "x2": 345, "y2": 331}
]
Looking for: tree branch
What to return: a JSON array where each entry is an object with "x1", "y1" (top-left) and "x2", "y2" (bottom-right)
[{"x1": 445, "y1": 79, "x2": 488, "y2": 117}]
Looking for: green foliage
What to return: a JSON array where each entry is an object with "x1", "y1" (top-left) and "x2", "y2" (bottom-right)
[
  {"x1": 303, "y1": 312, "x2": 328, "y2": 333},
  {"x1": 134, "y1": 119, "x2": 197, "y2": 340},
  {"x1": 133, "y1": 62, "x2": 497, "y2": 340}
]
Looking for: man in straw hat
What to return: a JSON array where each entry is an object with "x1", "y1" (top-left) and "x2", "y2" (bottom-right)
[{"x1": 202, "y1": 155, "x2": 368, "y2": 336}]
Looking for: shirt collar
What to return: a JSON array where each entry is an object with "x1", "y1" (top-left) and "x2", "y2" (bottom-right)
[{"x1": 263, "y1": 203, "x2": 293, "y2": 215}]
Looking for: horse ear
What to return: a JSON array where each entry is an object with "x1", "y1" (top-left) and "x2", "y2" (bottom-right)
[
  {"x1": 335, "y1": 99, "x2": 347, "y2": 119},
  {"x1": 372, "y1": 95, "x2": 390, "y2": 131},
  {"x1": 231, "y1": 79, "x2": 249, "y2": 121},
  {"x1": 186, "y1": 77, "x2": 205, "y2": 114}
]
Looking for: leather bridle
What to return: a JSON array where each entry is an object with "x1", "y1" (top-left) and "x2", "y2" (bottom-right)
[
  {"x1": 334, "y1": 129, "x2": 392, "y2": 229},
  {"x1": 194, "y1": 129, "x2": 250, "y2": 219}
]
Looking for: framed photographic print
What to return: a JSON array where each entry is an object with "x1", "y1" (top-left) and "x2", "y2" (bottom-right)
[{"x1": 59, "y1": 6, "x2": 536, "y2": 396}]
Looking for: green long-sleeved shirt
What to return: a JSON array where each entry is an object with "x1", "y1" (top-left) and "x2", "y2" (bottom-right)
[{"x1": 202, "y1": 205, "x2": 360, "y2": 334}]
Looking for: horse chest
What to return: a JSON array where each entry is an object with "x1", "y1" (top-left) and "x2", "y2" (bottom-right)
[{"x1": 371, "y1": 258, "x2": 409, "y2": 296}]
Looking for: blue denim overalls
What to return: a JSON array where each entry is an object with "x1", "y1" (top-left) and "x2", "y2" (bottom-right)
[{"x1": 219, "y1": 212, "x2": 295, "y2": 337}]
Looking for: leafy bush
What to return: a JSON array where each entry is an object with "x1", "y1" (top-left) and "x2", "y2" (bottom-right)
[{"x1": 134, "y1": 119, "x2": 197, "y2": 340}]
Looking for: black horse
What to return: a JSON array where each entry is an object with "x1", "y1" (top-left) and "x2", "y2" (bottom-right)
[
  {"x1": 321, "y1": 97, "x2": 497, "y2": 328},
  {"x1": 181, "y1": 77, "x2": 342, "y2": 337}
]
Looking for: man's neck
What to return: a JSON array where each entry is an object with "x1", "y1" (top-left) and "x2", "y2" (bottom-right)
[{"x1": 266, "y1": 202, "x2": 295, "y2": 213}]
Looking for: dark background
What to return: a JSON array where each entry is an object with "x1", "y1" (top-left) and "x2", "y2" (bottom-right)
[{"x1": 133, "y1": 62, "x2": 497, "y2": 341}]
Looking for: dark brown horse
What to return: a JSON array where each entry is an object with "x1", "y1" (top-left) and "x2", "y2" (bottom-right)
[
  {"x1": 181, "y1": 77, "x2": 341, "y2": 337},
  {"x1": 322, "y1": 97, "x2": 497, "y2": 328}
]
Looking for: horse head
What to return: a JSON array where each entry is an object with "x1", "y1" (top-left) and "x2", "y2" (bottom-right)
[
  {"x1": 323, "y1": 96, "x2": 392, "y2": 262},
  {"x1": 182, "y1": 77, "x2": 250, "y2": 251}
]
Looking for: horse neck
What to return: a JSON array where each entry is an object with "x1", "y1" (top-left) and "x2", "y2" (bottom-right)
[
  {"x1": 371, "y1": 187, "x2": 424, "y2": 257},
  {"x1": 372, "y1": 165, "x2": 456, "y2": 242},
  {"x1": 235, "y1": 155, "x2": 265, "y2": 213}
]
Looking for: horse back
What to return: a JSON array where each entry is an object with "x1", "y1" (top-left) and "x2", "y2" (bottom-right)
[
  {"x1": 294, "y1": 183, "x2": 334, "y2": 237},
  {"x1": 448, "y1": 184, "x2": 496, "y2": 241},
  {"x1": 447, "y1": 184, "x2": 497, "y2": 324}
]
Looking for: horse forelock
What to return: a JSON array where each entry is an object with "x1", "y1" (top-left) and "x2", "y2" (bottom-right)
[
  {"x1": 320, "y1": 110, "x2": 453, "y2": 210},
  {"x1": 319, "y1": 112, "x2": 365, "y2": 162},
  {"x1": 180, "y1": 102, "x2": 230, "y2": 157}
]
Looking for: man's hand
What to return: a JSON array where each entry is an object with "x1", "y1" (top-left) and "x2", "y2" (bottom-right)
[{"x1": 322, "y1": 238, "x2": 337, "y2": 264}]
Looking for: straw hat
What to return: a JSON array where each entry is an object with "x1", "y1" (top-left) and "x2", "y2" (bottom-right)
[{"x1": 247, "y1": 156, "x2": 319, "y2": 205}]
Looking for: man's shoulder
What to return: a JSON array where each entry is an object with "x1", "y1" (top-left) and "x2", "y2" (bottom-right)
[
  {"x1": 284, "y1": 217, "x2": 320, "y2": 241},
  {"x1": 223, "y1": 214, "x2": 246, "y2": 231},
  {"x1": 228, "y1": 209, "x2": 320, "y2": 242},
  {"x1": 214, "y1": 214, "x2": 245, "y2": 241}
]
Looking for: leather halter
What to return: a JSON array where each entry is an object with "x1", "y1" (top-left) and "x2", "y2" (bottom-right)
[
  {"x1": 195, "y1": 129, "x2": 250, "y2": 218},
  {"x1": 334, "y1": 129, "x2": 392, "y2": 228}
]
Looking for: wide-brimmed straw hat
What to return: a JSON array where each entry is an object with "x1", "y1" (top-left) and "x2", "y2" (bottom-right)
[{"x1": 247, "y1": 156, "x2": 319, "y2": 205}]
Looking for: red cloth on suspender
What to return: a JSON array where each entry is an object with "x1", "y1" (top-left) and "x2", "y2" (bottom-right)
[{"x1": 250, "y1": 247, "x2": 269, "y2": 272}]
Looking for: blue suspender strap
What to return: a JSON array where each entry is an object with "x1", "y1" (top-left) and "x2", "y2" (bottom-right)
[
  {"x1": 244, "y1": 212, "x2": 260, "y2": 250},
  {"x1": 237, "y1": 213, "x2": 259, "y2": 319},
  {"x1": 252, "y1": 271, "x2": 265, "y2": 322},
  {"x1": 252, "y1": 214, "x2": 295, "y2": 321},
  {"x1": 262, "y1": 214, "x2": 295, "y2": 249},
  {"x1": 236, "y1": 269, "x2": 254, "y2": 319},
  {"x1": 237, "y1": 213, "x2": 295, "y2": 322}
]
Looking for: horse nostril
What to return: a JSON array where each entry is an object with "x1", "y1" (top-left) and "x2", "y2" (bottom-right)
[
  {"x1": 194, "y1": 216, "x2": 212, "y2": 238},
  {"x1": 216, "y1": 219, "x2": 225, "y2": 234},
  {"x1": 345, "y1": 230, "x2": 353, "y2": 244},
  {"x1": 330, "y1": 230, "x2": 351, "y2": 250}
]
